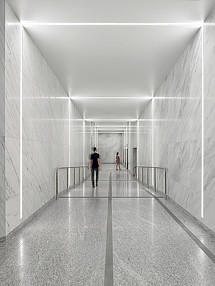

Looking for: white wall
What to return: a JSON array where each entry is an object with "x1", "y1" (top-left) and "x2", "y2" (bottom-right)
[
  {"x1": 0, "y1": 0, "x2": 5, "y2": 239},
  {"x1": 154, "y1": 30, "x2": 202, "y2": 223},
  {"x1": 138, "y1": 8, "x2": 215, "y2": 232},
  {"x1": 138, "y1": 103, "x2": 153, "y2": 184},
  {"x1": 98, "y1": 133, "x2": 122, "y2": 164},
  {"x1": 4, "y1": 3, "x2": 85, "y2": 235},
  {"x1": 204, "y1": 8, "x2": 215, "y2": 231}
]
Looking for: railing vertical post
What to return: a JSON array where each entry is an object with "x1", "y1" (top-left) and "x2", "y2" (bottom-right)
[
  {"x1": 67, "y1": 168, "x2": 69, "y2": 190},
  {"x1": 79, "y1": 167, "x2": 81, "y2": 183},
  {"x1": 56, "y1": 169, "x2": 58, "y2": 199},
  {"x1": 74, "y1": 168, "x2": 76, "y2": 186},
  {"x1": 142, "y1": 167, "x2": 143, "y2": 183},
  {"x1": 154, "y1": 167, "x2": 157, "y2": 192},
  {"x1": 164, "y1": 168, "x2": 167, "y2": 195},
  {"x1": 147, "y1": 167, "x2": 149, "y2": 187}
]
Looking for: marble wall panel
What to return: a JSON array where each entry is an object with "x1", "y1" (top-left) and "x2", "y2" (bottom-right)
[
  {"x1": 204, "y1": 7, "x2": 215, "y2": 231},
  {"x1": 0, "y1": 0, "x2": 5, "y2": 240},
  {"x1": 128, "y1": 121, "x2": 138, "y2": 174},
  {"x1": 152, "y1": 30, "x2": 202, "y2": 220},
  {"x1": 22, "y1": 30, "x2": 70, "y2": 222},
  {"x1": 4, "y1": 3, "x2": 85, "y2": 234},
  {"x1": 98, "y1": 133, "x2": 122, "y2": 164},
  {"x1": 206, "y1": 3, "x2": 215, "y2": 23},
  {"x1": 5, "y1": 2, "x2": 21, "y2": 234},
  {"x1": 138, "y1": 104, "x2": 152, "y2": 184}
]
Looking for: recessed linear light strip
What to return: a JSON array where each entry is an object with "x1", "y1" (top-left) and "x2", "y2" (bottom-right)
[
  {"x1": 201, "y1": 26, "x2": 204, "y2": 219},
  {"x1": 68, "y1": 98, "x2": 71, "y2": 185},
  {"x1": 21, "y1": 22, "x2": 203, "y2": 27},
  {"x1": 20, "y1": 26, "x2": 23, "y2": 219},
  {"x1": 85, "y1": 119, "x2": 138, "y2": 122},
  {"x1": 70, "y1": 96, "x2": 153, "y2": 100},
  {"x1": 13, "y1": 96, "x2": 200, "y2": 100}
]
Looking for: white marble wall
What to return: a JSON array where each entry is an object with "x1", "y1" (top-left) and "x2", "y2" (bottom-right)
[
  {"x1": 5, "y1": 2, "x2": 21, "y2": 235},
  {"x1": 98, "y1": 133, "x2": 122, "y2": 164},
  {"x1": 128, "y1": 121, "x2": 138, "y2": 174},
  {"x1": 138, "y1": 103, "x2": 153, "y2": 184},
  {"x1": 154, "y1": 30, "x2": 202, "y2": 220},
  {"x1": 4, "y1": 3, "x2": 85, "y2": 234},
  {"x1": 0, "y1": 0, "x2": 5, "y2": 240},
  {"x1": 68, "y1": 101, "x2": 85, "y2": 184},
  {"x1": 84, "y1": 121, "x2": 92, "y2": 162},
  {"x1": 204, "y1": 7, "x2": 215, "y2": 231}
]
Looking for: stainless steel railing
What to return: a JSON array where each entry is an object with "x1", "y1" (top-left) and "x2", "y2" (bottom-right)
[
  {"x1": 134, "y1": 166, "x2": 167, "y2": 195},
  {"x1": 56, "y1": 166, "x2": 89, "y2": 199}
]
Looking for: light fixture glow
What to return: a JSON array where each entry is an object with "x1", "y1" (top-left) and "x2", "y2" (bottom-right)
[
  {"x1": 21, "y1": 22, "x2": 203, "y2": 27},
  {"x1": 85, "y1": 119, "x2": 138, "y2": 122},
  {"x1": 20, "y1": 26, "x2": 23, "y2": 219},
  {"x1": 83, "y1": 120, "x2": 85, "y2": 177},
  {"x1": 70, "y1": 96, "x2": 153, "y2": 100},
  {"x1": 201, "y1": 26, "x2": 204, "y2": 219},
  {"x1": 137, "y1": 120, "x2": 140, "y2": 178},
  {"x1": 68, "y1": 98, "x2": 71, "y2": 185},
  {"x1": 152, "y1": 98, "x2": 154, "y2": 185}
]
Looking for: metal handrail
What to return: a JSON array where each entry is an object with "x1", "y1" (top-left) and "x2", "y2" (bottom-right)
[
  {"x1": 56, "y1": 165, "x2": 89, "y2": 199},
  {"x1": 134, "y1": 165, "x2": 168, "y2": 195}
]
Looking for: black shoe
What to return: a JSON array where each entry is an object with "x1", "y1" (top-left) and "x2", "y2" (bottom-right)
[
  {"x1": 92, "y1": 185, "x2": 95, "y2": 188},
  {"x1": 96, "y1": 184, "x2": 98, "y2": 187}
]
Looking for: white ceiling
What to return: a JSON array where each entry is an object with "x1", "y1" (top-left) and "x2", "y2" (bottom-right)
[
  {"x1": 7, "y1": 0, "x2": 215, "y2": 124},
  {"x1": 7, "y1": 0, "x2": 215, "y2": 23}
]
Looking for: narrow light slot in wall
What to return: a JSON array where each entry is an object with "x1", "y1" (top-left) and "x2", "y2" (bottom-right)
[
  {"x1": 137, "y1": 120, "x2": 140, "y2": 172},
  {"x1": 152, "y1": 98, "x2": 154, "y2": 185},
  {"x1": 83, "y1": 120, "x2": 85, "y2": 172},
  {"x1": 21, "y1": 22, "x2": 203, "y2": 27},
  {"x1": 20, "y1": 26, "x2": 23, "y2": 219},
  {"x1": 201, "y1": 25, "x2": 204, "y2": 219},
  {"x1": 68, "y1": 98, "x2": 71, "y2": 185},
  {"x1": 70, "y1": 96, "x2": 153, "y2": 100}
]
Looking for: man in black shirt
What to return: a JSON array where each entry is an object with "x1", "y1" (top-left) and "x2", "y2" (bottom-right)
[{"x1": 90, "y1": 147, "x2": 101, "y2": 188}]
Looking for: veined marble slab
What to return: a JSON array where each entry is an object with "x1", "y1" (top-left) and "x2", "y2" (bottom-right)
[
  {"x1": 4, "y1": 3, "x2": 86, "y2": 235},
  {"x1": 5, "y1": 2, "x2": 21, "y2": 235},
  {"x1": 0, "y1": 0, "x2": 6, "y2": 240},
  {"x1": 98, "y1": 133, "x2": 122, "y2": 164}
]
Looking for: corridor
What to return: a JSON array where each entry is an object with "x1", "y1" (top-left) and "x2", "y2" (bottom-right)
[{"x1": 1, "y1": 165, "x2": 215, "y2": 286}]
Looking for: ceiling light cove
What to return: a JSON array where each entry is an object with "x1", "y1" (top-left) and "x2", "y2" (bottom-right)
[
  {"x1": 21, "y1": 22, "x2": 203, "y2": 27},
  {"x1": 70, "y1": 96, "x2": 153, "y2": 100}
]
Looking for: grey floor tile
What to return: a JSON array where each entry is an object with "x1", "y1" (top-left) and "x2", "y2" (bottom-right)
[
  {"x1": 112, "y1": 198, "x2": 215, "y2": 286},
  {"x1": 1, "y1": 165, "x2": 215, "y2": 286}
]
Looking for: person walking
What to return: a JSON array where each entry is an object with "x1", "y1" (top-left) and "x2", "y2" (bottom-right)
[
  {"x1": 116, "y1": 152, "x2": 120, "y2": 170},
  {"x1": 90, "y1": 147, "x2": 101, "y2": 188}
]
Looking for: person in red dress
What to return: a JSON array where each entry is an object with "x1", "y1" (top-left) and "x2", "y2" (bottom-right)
[{"x1": 116, "y1": 152, "x2": 120, "y2": 170}]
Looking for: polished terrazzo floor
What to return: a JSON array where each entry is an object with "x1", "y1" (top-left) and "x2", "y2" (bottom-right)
[{"x1": 1, "y1": 165, "x2": 215, "y2": 285}]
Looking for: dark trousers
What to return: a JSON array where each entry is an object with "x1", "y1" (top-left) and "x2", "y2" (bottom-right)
[{"x1": 91, "y1": 168, "x2": 99, "y2": 186}]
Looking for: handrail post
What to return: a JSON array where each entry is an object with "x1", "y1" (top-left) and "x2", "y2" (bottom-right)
[
  {"x1": 67, "y1": 168, "x2": 69, "y2": 190},
  {"x1": 142, "y1": 167, "x2": 143, "y2": 183},
  {"x1": 79, "y1": 167, "x2": 81, "y2": 183},
  {"x1": 164, "y1": 168, "x2": 167, "y2": 195},
  {"x1": 154, "y1": 167, "x2": 157, "y2": 192},
  {"x1": 147, "y1": 167, "x2": 149, "y2": 187},
  {"x1": 74, "y1": 168, "x2": 76, "y2": 186},
  {"x1": 56, "y1": 169, "x2": 59, "y2": 199}
]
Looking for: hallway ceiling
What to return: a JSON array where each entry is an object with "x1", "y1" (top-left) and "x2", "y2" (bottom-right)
[
  {"x1": 7, "y1": 0, "x2": 215, "y2": 23},
  {"x1": 7, "y1": 0, "x2": 215, "y2": 122}
]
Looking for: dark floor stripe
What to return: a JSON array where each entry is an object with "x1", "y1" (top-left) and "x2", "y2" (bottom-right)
[
  {"x1": 104, "y1": 172, "x2": 113, "y2": 286},
  {"x1": 143, "y1": 187, "x2": 215, "y2": 264}
]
